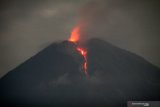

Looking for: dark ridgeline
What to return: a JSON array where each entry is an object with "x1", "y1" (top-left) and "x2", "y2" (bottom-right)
[{"x1": 0, "y1": 38, "x2": 160, "y2": 107}]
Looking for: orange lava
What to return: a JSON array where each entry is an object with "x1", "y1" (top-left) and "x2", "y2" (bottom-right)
[
  {"x1": 68, "y1": 26, "x2": 88, "y2": 77},
  {"x1": 76, "y1": 47, "x2": 88, "y2": 76}
]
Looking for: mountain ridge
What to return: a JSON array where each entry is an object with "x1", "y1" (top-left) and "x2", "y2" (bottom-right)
[{"x1": 0, "y1": 38, "x2": 160, "y2": 107}]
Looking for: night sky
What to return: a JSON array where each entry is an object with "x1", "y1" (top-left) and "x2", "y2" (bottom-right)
[{"x1": 0, "y1": 0, "x2": 160, "y2": 77}]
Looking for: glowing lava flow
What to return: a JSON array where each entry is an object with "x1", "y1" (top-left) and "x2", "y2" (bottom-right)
[
  {"x1": 68, "y1": 26, "x2": 88, "y2": 77},
  {"x1": 76, "y1": 47, "x2": 88, "y2": 76}
]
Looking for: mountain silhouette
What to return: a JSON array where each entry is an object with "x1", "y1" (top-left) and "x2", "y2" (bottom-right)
[{"x1": 0, "y1": 38, "x2": 160, "y2": 107}]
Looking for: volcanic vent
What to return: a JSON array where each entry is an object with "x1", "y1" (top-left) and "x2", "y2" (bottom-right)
[
  {"x1": 0, "y1": 38, "x2": 160, "y2": 107},
  {"x1": 1, "y1": 24, "x2": 160, "y2": 107},
  {"x1": 68, "y1": 25, "x2": 88, "y2": 78}
]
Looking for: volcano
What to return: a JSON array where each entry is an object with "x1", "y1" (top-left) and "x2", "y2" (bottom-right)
[{"x1": 0, "y1": 38, "x2": 160, "y2": 107}]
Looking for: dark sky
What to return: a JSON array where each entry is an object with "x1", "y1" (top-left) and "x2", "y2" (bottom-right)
[{"x1": 0, "y1": 0, "x2": 160, "y2": 77}]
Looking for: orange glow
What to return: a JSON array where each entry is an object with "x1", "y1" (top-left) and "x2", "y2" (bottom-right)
[
  {"x1": 68, "y1": 26, "x2": 88, "y2": 78},
  {"x1": 77, "y1": 47, "x2": 87, "y2": 56},
  {"x1": 76, "y1": 47, "x2": 88, "y2": 76},
  {"x1": 69, "y1": 26, "x2": 80, "y2": 42},
  {"x1": 84, "y1": 62, "x2": 87, "y2": 75}
]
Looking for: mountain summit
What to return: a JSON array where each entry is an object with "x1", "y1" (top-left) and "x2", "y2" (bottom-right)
[{"x1": 0, "y1": 38, "x2": 160, "y2": 107}]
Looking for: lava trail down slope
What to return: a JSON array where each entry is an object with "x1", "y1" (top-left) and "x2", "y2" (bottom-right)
[{"x1": 0, "y1": 38, "x2": 160, "y2": 107}]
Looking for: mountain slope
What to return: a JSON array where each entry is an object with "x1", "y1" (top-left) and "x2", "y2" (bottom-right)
[
  {"x1": 0, "y1": 38, "x2": 160, "y2": 107},
  {"x1": 87, "y1": 38, "x2": 160, "y2": 105}
]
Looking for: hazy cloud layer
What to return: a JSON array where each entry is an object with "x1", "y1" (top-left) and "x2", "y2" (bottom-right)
[{"x1": 0, "y1": 0, "x2": 160, "y2": 77}]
